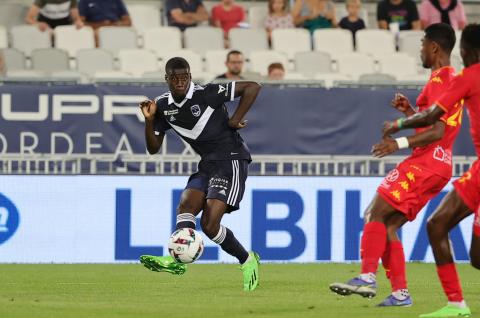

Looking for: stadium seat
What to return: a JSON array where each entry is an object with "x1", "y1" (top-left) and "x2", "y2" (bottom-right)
[
  {"x1": 453, "y1": 30, "x2": 461, "y2": 56},
  {"x1": 271, "y1": 28, "x2": 311, "y2": 59},
  {"x1": 118, "y1": 49, "x2": 159, "y2": 77},
  {"x1": 283, "y1": 72, "x2": 307, "y2": 80},
  {"x1": 336, "y1": 53, "x2": 375, "y2": 80},
  {"x1": 98, "y1": 27, "x2": 138, "y2": 54},
  {"x1": 452, "y1": 54, "x2": 464, "y2": 72},
  {"x1": 1, "y1": 48, "x2": 26, "y2": 71},
  {"x1": 93, "y1": 70, "x2": 132, "y2": 79},
  {"x1": 143, "y1": 27, "x2": 182, "y2": 56},
  {"x1": 205, "y1": 49, "x2": 229, "y2": 75},
  {"x1": 313, "y1": 73, "x2": 352, "y2": 88},
  {"x1": 142, "y1": 71, "x2": 165, "y2": 79},
  {"x1": 31, "y1": 48, "x2": 70, "y2": 72},
  {"x1": 229, "y1": 28, "x2": 269, "y2": 56},
  {"x1": 249, "y1": 50, "x2": 288, "y2": 76},
  {"x1": 54, "y1": 25, "x2": 95, "y2": 57},
  {"x1": 294, "y1": 51, "x2": 332, "y2": 77},
  {"x1": 358, "y1": 73, "x2": 397, "y2": 84},
  {"x1": 313, "y1": 29, "x2": 354, "y2": 57},
  {"x1": 398, "y1": 30, "x2": 423, "y2": 58},
  {"x1": 76, "y1": 49, "x2": 115, "y2": 76},
  {"x1": 10, "y1": 25, "x2": 51, "y2": 56},
  {"x1": 356, "y1": 30, "x2": 395, "y2": 56},
  {"x1": 248, "y1": 6, "x2": 268, "y2": 29},
  {"x1": 5, "y1": 69, "x2": 47, "y2": 79},
  {"x1": 0, "y1": 4, "x2": 28, "y2": 28},
  {"x1": 398, "y1": 73, "x2": 430, "y2": 83},
  {"x1": 127, "y1": 4, "x2": 162, "y2": 35},
  {"x1": 184, "y1": 27, "x2": 224, "y2": 56},
  {"x1": 377, "y1": 53, "x2": 418, "y2": 79},
  {"x1": 157, "y1": 49, "x2": 203, "y2": 74},
  {"x1": 0, "y1": 26, "x2": 8, "y2": 49},
  {"x1": 50, "y1": 70, "x2": 86, "y2": 82}
]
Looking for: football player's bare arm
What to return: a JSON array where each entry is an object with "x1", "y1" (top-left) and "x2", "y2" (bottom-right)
[
  {"x1": 383, "y1": 105, "x2": 446, "y2": 136},
  {"x1": 140, "y1": 100, "x2": 164, "y2": 154},
  {"x1": 228, "y1": 82, "x2": 261, "y2": 129}
]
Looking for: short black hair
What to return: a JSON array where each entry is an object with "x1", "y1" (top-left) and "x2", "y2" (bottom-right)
[
  {"x1": 461, "y1": 24, "x2": 480, "y2": 51},
  {"x1": 165, "y1": 57, "x2": 189, "y2": 73},
  {"x1": 226, "y1": 50, "x2": 243, "y2": 62},
  {"x1": 424, "y1": 23, "x2": 456, "y2": 53}
]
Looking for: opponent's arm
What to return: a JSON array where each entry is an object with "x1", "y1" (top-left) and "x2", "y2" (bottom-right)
[
  {"x1": 372, "y1": 121, "x2": 445, "y2": 158},
  {"x1": 382, "y1": 104, "x2": 446, "y2": 136},
  {"x1": 391, "y1": 93, "x2": 416, "y2": 117},
  {"x1": 140, "y1": 100, "x2": 165, "y2": 154},
  {"x1": 228, "y1": 81, "x2": 261, "y2": 129}
]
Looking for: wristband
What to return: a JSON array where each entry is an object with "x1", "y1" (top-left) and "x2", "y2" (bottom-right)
[
  {"x1": 395, "y1": 137, "x2": 409, "y2": 149},
  {"x1": 396, "y1": 118, "x2": 404, "y2": 129}
]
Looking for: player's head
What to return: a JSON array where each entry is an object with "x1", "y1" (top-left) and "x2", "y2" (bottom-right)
[
  {"x1": 460, "y1": 24, "x2": 480, "y2": 67},
  {"x1": 225, "y1": 50, "x2": 244, "y2": 76},
  {"x1": 165, "y1": 57, "x2": 191, "y2": 97},
  {"x1": 420, "y1": 23, "x2": 456, "y2": 69}
]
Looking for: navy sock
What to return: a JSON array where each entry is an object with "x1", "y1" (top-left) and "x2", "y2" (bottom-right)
[{"x1": 212, "y1": 225, "x2": 249, "y2": 264}]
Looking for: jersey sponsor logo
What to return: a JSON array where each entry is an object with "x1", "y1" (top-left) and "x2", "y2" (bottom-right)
[
  {"x1": 164, "y1": 109, "x2": 179, "y2": 116},
  {"x1": 190, "y1": 104, "x2": 201, "y2": 117},
  {"x1": 218, "y1": 85, "x2": 226, "y2": 94},
  {"x1": 433, "y1": 146, "x2": 452, "y2": 165},
  {"x1": 209, "y1": 177, "x2": 229, "y2": 191},
  {"x1": 386, "y1": 169, "x2": 399, "y2": 182}
]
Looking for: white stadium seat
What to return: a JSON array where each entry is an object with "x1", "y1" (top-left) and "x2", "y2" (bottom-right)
[
  {"x1": 229, "y1": 28, "x2": 269, "y2": 56},
  {"x1": 377, "y1": 53, "x2": 418, "y2": 79},
  {"x1": 271, "y1": 28, "x2": 311, "y2": 59},
  {"x1": 2, "y1": 48, "x2": 26, "y2": 71},
  {"x1": 249, "y1": 50, "x2": 288, "y2": 76},
  {"x1": 143, "y1": 27, "x2": 182, "y2": 56},
  {"x1": 118, "y1": 49, "x2": 159, "y2": 78},
  {"x1": 0, "y1": 25, "x2": 8, "y2": 49},
  {"x1": 157, "y1": 49, "x2": 203, "y2": 74},
  {"x1": 184, "y1": 27, "x2": 224, "y2": 56},
  {"x1": 248, "y1": 6, "x2": 268, "y2": 29},
  {"x1": 31, "y1": 48, "x2": 70, "y2": 72},
  {"x1": 76, "y1": 49, "x2": 115, "y2": 76},
  {"x1": 313, "y1": 29, "x2": 354, "y2": 57},
  {"x1": 336, "y1": 53, "x2": 375, "y2": 80},
  {"x1": 356, "y1": 30, "x2": 395, "y2": 56},
  {"x1": 10, "y1": 25, "x2": 51, "y2": 56},
  {"x1": 128, "y1": 4, "x2": 162, "y2": 35},
  {"x1": 398, "y1": 30, "x2": 424, "y2": 58},
  {"x1": 294, "y1": 51, "x2": 332, "y2": 77},
  {"x1": 54, "y1": 25, "x2": 95, "y2": 57},
  {"x1": 205, "y1": 50, "x2": 229, "y2": 75},
  {"x1": 99, "y1": 27, "x2": 138, "y2": 54}
]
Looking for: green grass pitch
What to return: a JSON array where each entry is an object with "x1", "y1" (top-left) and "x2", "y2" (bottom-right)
[{"x1": 0, "y1": 263, "x2": 479, "y2": 318}]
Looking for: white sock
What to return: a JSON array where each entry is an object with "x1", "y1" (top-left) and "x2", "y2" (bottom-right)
[
  {"x1": 392, "y1": 289, "x2": 410, "y2": 300},
  {"x1": 448, "y1": 300, "x2": 467, "y2": 308},
  {"x1": 359, "y1": 272, "x2": 376, "y2": 283}
]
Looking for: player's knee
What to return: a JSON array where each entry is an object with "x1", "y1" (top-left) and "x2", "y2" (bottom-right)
[{"x1": 426, "y1": 215, "x2": 444, "y2": 238}]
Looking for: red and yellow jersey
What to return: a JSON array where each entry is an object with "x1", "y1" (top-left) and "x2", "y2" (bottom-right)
[
  {"x1": 406, "y1": 66, "x2": 462, "y2": 179},
  {"x1": 437, "y1": 63, "x2": 480, "y2": 158}
]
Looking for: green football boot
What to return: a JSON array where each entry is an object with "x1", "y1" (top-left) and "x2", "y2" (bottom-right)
[
  {"x1": 140, "y1": 255, "x2": 187, "y2": 275},
  {"x1": 419, "y1": 305, "x2": 472, "y2": 318},
  {"x1": 240, "y1": 252, "x2": 260, "y2": 291}
]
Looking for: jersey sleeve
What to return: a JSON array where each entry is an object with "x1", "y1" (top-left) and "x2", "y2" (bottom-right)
[
  {"x1": 204, "y1": 82, "x2": 236, "y2": 108},
  {"x1": 436, "y1": 72, "x2": 471, "y2": 114},
  {"x1": 153, "y1": 102, "x2": 170, "y2": 135}
]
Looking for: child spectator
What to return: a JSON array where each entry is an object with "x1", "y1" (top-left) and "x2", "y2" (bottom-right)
[
  {"x1": 265, "y1": 0, "x2": 294, "y2": 39},
  {"x1": 339, "y1": 0, "x2": 366, "y2": 48},
  {"x1": 267, "y1": 62, "x2": 285, "y2": 80}
]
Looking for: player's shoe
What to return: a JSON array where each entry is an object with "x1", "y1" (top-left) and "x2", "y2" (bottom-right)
[
  {"x1": 139, "y1": 255, "x2": 187, "y2": 275},
  {"x1": 329, "y1": 277, "x2": 377, "y2": 298},
  {"x1": 419, "y1": 305, "x2": 471, "y2": 318},
  {"x1": 377, "y1": 294, "x2": 413, "y2": 307},
  {"x1": 241, "y1": 252, "x2": 260, "y2": 291}
]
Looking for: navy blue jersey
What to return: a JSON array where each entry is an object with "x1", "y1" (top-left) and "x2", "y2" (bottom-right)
[{"x1": 153, "y1": 82, "x2": 251, "y2": 161}]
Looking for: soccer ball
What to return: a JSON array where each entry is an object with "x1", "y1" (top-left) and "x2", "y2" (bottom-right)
[{"x1": 168, "y1": 228, "x2": 204, "y2": 264}]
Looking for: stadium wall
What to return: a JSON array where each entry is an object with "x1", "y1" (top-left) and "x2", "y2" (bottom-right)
[{"x1": 0, "y1": 176, "x2": 473, "y2": 263}]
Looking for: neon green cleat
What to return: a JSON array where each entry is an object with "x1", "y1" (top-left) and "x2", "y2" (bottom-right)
[
  {"x1": 240, "y1": 252, "x2": 260, "y2": 291},
  {"x1": 419, "y1": 305, "x2": 472, "y2": 318},
  {"x1": 140, "y1": 255, "x2": 187, "y2": 275}
]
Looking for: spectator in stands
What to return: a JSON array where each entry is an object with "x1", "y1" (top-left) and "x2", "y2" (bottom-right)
[
  {"x1": 211, "y1": 0, "x2": 245, "y2": 40},
  {"x1": 419, "y1": 0, "x2": 466, "y2": 30},
  {"x1": 377, "y1": 0, "x2": 421, "y2": 30},
  {"x1": 265, "y1": 0, "x2": 295, "y2": 40},
  {"x1": 215, "y1": 50, "x2": 244, "y2": 80},
  {"x1": 292, "y1": 0, "x2": 337, "y2": 33},
  {"x1": 165, "y1": 0, "x2": 209, "y2": 31},
  {"x1": 267, "y1": 62, "x2": 285, "y2": 80},
  {"x1": 78, "y1": 0, "x2": 131, "y2": 29},
  {"x1": 25, "y1": 0, "x2": 84, "y2": 31},
  {"x1": 339, "y1": 0, "x2": 365, "y2": 48}
]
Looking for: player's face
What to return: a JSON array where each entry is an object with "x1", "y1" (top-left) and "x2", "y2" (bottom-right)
[
  {"x1": 165, "y1": 69, "x2": 191, "y2": 96},
  {"x1": 420, "y1": 37, "x2": 433, "y2": 69}
]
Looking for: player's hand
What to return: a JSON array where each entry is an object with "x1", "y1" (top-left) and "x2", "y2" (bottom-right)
[
  {"x1": 391, "y1": 93, "x2": 413, "y2": 114},
  {"x1": 382, "y1": 120, "x2": 400, "y2": 136},
  {"x1": 371, "y1": 136, "x2": 398, "y2": 158},
  {"x1": 139, "y1": 100, "x2": 157, "y2": 121},
  {"x1": 228, "y1": 119, "x2": 248, "y2": 130}
]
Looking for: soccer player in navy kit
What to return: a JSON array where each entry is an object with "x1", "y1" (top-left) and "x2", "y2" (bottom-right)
[{"x1": 139, "y1": 57, "x2": 262, "y2": 291}]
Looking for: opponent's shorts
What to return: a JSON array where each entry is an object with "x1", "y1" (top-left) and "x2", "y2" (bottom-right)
[
  {"x1": 452, "y1": 159, "x2": 480, "y2": 237},
  {"x1": 377, "y1": 161, "x2": 449, "y2": 221},
  {"x1": 186, "y1": 159, "x2": 248, "y2": 212}
]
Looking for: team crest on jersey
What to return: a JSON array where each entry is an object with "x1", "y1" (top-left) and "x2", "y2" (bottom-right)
[
  {"x1": 190, "y1": 104, "x2": 201, "y2": 117},
  {"x1": 386, "y1": 169, "x2": 399, "y2": 182}
]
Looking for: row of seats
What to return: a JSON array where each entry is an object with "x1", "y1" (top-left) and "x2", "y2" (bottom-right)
[
  {"x1": 0, "y1": 24, "x2": 464, "y2": 61},
  {"x1": 5, "y1": 47, "x2": 458, "y2": 82}
]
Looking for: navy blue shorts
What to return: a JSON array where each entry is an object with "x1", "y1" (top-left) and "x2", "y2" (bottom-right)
[{"x1": 186, "y1": 159, "x2": 249, "y2": 212}]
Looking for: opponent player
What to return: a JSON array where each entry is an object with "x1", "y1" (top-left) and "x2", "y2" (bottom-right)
[
  {"x1": 382, "y1": 24, "x2": 480, "y2": 317},
  {"x1": 139, "y1": 57, "x2": 262, "y2": 291},
  {"x1": 329, "y1": 23, "x2": 461, "y2": 307}
]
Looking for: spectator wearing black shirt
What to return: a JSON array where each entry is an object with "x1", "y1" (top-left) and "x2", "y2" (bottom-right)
[
  {"x1": 377, "y1": 0, "x2": 421, "y2": 30},
  {"x1": 339, "y1": 0, "x2": 366, "y2": 48},
  {"x1": 165, "y1": 0, "x2": 209, "y2": 31}
]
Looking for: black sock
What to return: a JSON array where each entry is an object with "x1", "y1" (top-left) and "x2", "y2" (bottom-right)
[
  {"x1": 176, "y1": 213, "x2": 196, "y2": 230},
  {"x1": 212, "y1": 225, "x2": 249, "y2": 264}
]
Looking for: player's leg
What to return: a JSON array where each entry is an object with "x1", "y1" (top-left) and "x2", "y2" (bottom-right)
[
  {"x1": 175, "y1": 188, "x2": 206, "y2": 230},
  {"x1": 420, "y1": 189, "x2": 472, "y2": 318},
  {"x1": 470, "y1": 219, "x2": 480, "y2": 270}
]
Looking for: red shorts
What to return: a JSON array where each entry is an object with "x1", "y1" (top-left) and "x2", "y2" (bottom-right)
[
  {"x1": 453, "y1": 159, "x2": 480, "y2": 237},
  {"x1": 377, "y1": 160, "x2": 449, "y2": 221}
]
